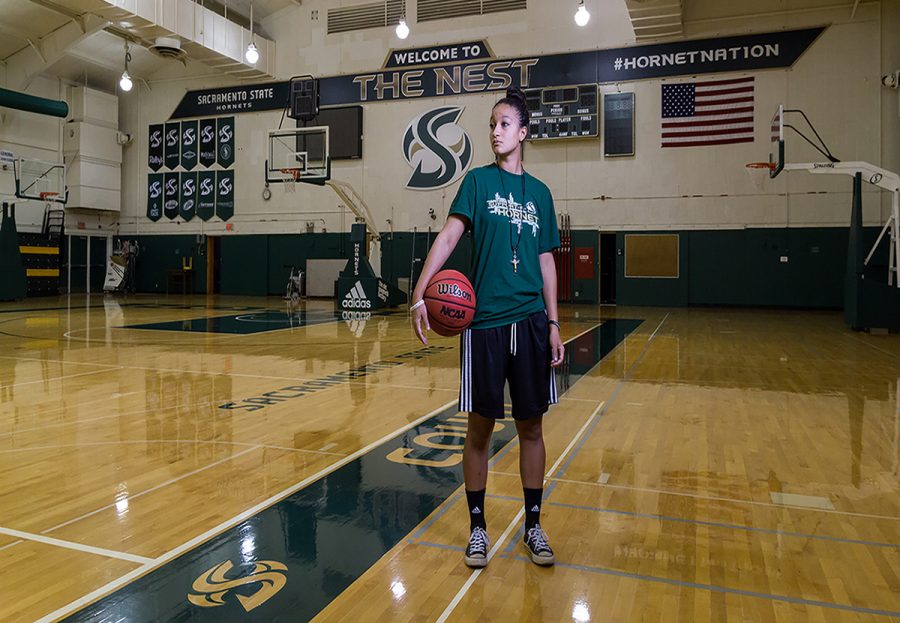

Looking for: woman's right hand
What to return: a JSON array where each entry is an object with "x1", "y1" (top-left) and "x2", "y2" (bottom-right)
[{"x1": 411, "y1": 302, "x2": 430, "y2": 345}]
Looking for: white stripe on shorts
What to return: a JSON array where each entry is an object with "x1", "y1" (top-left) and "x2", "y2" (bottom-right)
[
  {"x1": 459, "y1": 329, "x2": 472, "y2": 412},
  {"x1": 549, "y1": 366, "x2": 558, "y2": 404}
]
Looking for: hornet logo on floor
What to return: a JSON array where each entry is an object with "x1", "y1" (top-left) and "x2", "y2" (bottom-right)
[
  {"x1": 402, "y1": 106, "x2": 472, "y2": 190},
  {"x1": 187, "y1": 559, "x2": 288, "y2": 612}
]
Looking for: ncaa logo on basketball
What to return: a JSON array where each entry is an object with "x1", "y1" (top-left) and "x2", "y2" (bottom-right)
[{"x1": 402, "y1": 106, "x2": 472, "y2": 190}]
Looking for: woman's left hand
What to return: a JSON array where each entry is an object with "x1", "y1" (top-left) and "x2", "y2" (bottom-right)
[{"x1": 549, "y1": 326, "x2": 564, "y2": 367}]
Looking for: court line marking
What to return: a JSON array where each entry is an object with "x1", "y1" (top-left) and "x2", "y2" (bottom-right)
[
  {"x1": 845, "y1": 333, "x2": 900, "y2": 361},
  {"x1": 0, "y1": 439, "x2": 347, "y2": 457},
  {"x1": 43, "y1": 445, "x2": 263, "y2": 535},
  {"x1": 504, "y1": 554, "x2": 900, "y2": 619},
  {"x1": 462, "y1": 491, "x2": 900, "y2": 550},
  {"x1": 34, "y1": 398, "x2": 460, "y2": 623},
  {"x1": 0, "y1": 354, "x2": 461, "y2": 393},
  {"x1": 489, "y1": 474, "x2": 900, "y2": 523},
  {"x1": 0, "y1": 527, "x2": 153, "y2": 565},
  {"x1": 546, "y1": 500, "x2": 900, "y2": 550},
  {"x1": 435, "y1": 400, "x2": 607, "y2": 623},
  {"x1": 9, "y1": 367, "x2": 121, "y2": 389}
]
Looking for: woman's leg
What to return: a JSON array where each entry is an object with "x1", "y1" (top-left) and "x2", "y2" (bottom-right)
[
  {"x1": 462, "y1": 411, "x2": 496, "y2": 567},
  {"x1": 463, "y1": 411, "x2": 496, "y2": 492},
  {"x1": 514, "y1": 416, "x2": 545, "y2": 489}
]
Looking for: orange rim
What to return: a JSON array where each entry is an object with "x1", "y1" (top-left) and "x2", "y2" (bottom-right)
[
  {"x1": 39, "y1": 191, "x2": 60, "y2": 200},
  {"x1": 745, "y1": 162, "x2": 774, "y2": 170},
  {"x1": 280, "y1": 168, "x2": 302, "y2": 181}
]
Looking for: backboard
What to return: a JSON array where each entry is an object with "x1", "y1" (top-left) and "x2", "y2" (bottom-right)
[
  {"x1": 266, "y1": 126, "x2": 330, "y2": 186},
  {"x1": 769, "y1": 104, "x2": 784, "y2": 178},
  {"x1": 14, "y1": 158, "x2": 66, "y2": 203}
]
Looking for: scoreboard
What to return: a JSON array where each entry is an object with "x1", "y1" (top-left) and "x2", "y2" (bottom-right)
[{"x1": 525, "y1": 84, "x2": 598, "y2": 140}]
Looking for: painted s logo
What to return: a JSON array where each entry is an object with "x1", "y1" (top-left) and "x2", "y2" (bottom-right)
[{"x1": 402, "y1": 107, "x2": 472, "y2": 190}]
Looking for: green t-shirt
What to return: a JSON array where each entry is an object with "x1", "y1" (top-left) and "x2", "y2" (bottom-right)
[{"x1": 448, "y1": 163, "x2": 560, "y2": 329}]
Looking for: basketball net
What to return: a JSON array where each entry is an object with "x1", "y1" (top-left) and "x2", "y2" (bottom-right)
[
  {"x1": 281, "y1": 168, "x2": 300, "y2": 193},
  {"x1": 745, "y1": 162, "x2": 773, "y2": 192}
]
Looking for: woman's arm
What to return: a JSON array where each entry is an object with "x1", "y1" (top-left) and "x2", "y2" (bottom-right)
[
  {"x1": 410, "y1": 215, "x2": 467, "y2": 344},
  {"x1": 540, "y1": 251, "x2": 564, "y2": 367}
]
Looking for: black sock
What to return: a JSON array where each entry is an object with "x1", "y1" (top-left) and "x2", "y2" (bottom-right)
[
  {"x1": 524, "y1": 488, "x2": 543, "y2": 531},
  {"x1": 466, "y1": 489, "x2": 487, "y2": 531},
  {"x1": 466, "y1": 489, "x2": 486, "y2": 531}
]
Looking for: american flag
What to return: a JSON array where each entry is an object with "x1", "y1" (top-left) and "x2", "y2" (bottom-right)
[{"x1": 661, "y1": 77, "x2": 754, "y2": 147}]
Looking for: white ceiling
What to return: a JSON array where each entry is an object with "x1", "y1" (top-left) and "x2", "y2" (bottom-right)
[{"x1": 0, "y1": 0, "x2": 296, "y2": 94}]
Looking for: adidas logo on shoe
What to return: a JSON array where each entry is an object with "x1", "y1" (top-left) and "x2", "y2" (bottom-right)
[
  {"x1": 342, "y1": 280, "x2": 372, "y2": 309},
  {"x1": 471, "y1": 507, "x2": 481, "y2": 514},
  {"x1": 530, "y1": 505, "x2": 540, "y2": 512}
]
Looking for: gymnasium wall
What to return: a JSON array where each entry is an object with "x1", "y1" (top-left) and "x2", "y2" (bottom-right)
[{"x1": 116, "y1": 1, "x2": 898, "y2": 242}]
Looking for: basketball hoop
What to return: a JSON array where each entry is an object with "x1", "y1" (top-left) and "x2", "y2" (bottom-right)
[
  {"x1": 280, "y1": 167, "x2": 301, "y2": 193},
  {"x1": 40, "y1": 191, "x2": 59, "y2": 202},
  {"x1": 745, "y1": 162, "x2": 774, "y2": 191}
]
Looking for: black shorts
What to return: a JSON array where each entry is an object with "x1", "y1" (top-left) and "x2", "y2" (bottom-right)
[{"x1": 458, "y1": 310, "x2": 559, "y2": 420}]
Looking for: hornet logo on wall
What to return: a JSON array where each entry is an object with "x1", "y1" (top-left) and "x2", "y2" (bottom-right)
[
  {"x1": 187, "y1": 559, "x2": 288, "y2": 612},
  {"x1": 402, "y1": 106, "x2": 472, "y2": 190}
]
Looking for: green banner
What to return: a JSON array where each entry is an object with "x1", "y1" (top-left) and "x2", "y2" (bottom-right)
[
  {"x1": 217, "y1": 117, "x2": 234, "y2": 168},
  {"x1": 148, "y1": 124, "x2": 163, "y2": 171},
  {"x1": 179, "y1": 172, "x2": 197, "y2": 221},
  {"x1": 199, "y1": 118, "x2": 216, "y2": 167},
  {"x1": 164, "y1": 122, "x2": 179, "y2": 170},
  {"x1": 180, "y1": 120, "x2": 198, "y2": 170},
  {"x1": 147, "y1": 173, "x2": 163, "y2": 221},
  {"x1": 197, "y1": 170, "x2": 216, "y2": 221},
  {"x1": 163, "y1": 172, "x2": 179, "y2": 219},
  {"x1": 215, "y1": 170, "x2": 234, "y2": 220}
]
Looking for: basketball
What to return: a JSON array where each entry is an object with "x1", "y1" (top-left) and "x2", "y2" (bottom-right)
[{"x1": 424, "y1": 270, "x2": 476, "y2": 336}]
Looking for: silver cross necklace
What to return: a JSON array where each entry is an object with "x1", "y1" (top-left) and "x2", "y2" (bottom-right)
[{"x1": 497, "y1": 165, "x2": 526, "y2": 273}]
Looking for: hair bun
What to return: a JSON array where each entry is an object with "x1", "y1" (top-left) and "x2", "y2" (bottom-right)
[{"x1": 505, "y1": 86, "x2": 527, "y2": 102}]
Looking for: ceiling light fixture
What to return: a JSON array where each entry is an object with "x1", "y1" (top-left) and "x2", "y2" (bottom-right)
[
  {"x1": 575, "y1": 0, "x2": 590, "y2": 27},
  {"x1": 119, "y1": 41, "x2": 133, "y2": 92},
  {"x1": 396, "y1": 19, "x2": 409, "y2": 39},
  {"x1": 245, "y1": 1, "x2": 259, "y2": 64},
  {"x1": 396, "y1": 2, "x2": 409, "y2": 39}
]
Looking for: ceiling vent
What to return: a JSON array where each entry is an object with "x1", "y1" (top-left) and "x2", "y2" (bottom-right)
[
  {"x1": 417, "y1": 0, "x2": 526, "y2": 23},
  {"x1": 328, "y1": 0, "x2": 403, "y2": 34},
  {"x1": 149, "y1": 36, "x2": 186, "y2": 61}
]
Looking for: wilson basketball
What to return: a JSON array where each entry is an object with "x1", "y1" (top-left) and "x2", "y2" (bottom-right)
[{"x1": 424, "y1": 270, "x2": 476, "y2": 337}]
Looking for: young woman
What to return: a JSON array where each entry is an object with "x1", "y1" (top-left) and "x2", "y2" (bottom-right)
[{"x1": 410, "y1": 87, "x2": 564, "y2": 567}]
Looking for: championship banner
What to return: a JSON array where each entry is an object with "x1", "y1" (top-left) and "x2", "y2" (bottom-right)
[
  {"x1": 148, "y1": 124, "x2": 163, "y2": 171},
  {"x1": 147, "y1": 173, "x2": 163, "y2": 221},
  {"x1": 215, "y1": 170, "x2": 234, "y2": 220},
  {"x1": 163, "y1": 172, "x2": 179, "y2": 219},
  {"x1": 199, "y1": 118, "x2": 216, "y2": 167},
  {"x1": 217, "y1": 117, "x2": 235, "y2": 168},
  {"x1": 180, "y1": 120, "x2": 198, "y2": 170},
  {"x1": 179, "y1": 172, "x2": 197, "y2": 221},
  {"x1": 196, "y1": 170, "x2": 216, "y2": 221},
  {"x1": 164, "y1": 122, "x2": 180, "y2": 170}
]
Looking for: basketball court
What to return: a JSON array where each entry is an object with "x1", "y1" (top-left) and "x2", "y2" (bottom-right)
[{"x1": 0, "y1": 1, "x2": 898, "y2": 622}]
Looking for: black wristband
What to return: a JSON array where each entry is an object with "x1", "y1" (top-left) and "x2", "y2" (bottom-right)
[{"x1": 548, "y1": 320, "x2": 561, "y2": 331}]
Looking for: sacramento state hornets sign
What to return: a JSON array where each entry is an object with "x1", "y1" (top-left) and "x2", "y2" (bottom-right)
[{"x1": 402, "y1": 106, "x2": 472, "y2": 190}]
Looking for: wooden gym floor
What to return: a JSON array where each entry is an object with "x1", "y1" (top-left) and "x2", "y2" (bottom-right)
[{"x1": 0, "y1": 295, "x2": 897, "y2": 622}]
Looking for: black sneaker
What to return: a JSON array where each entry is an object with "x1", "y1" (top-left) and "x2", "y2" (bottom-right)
[
  {"x1": 464, "y1": 526, "x2": 490, "y2": 567},
  {"x1": 523, "y1": 525, "x2": 554, "y2": 565}
]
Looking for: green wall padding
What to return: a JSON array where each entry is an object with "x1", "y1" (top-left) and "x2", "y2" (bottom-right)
[{"x1": 0, "y1": 204, "x2": 26, "y2": 301}]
